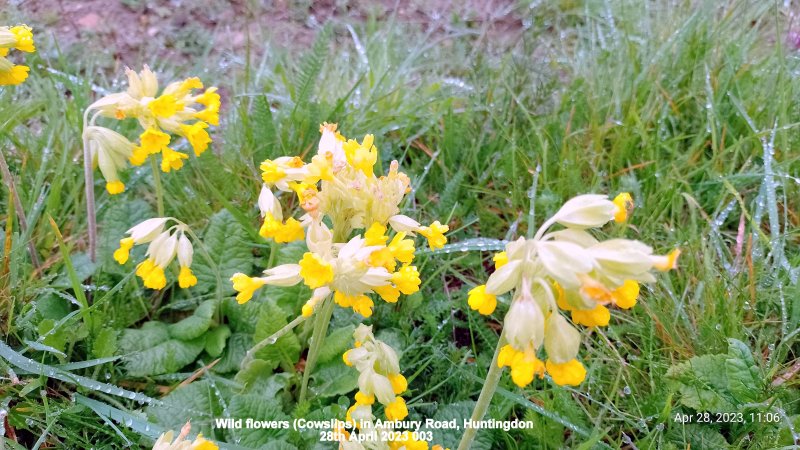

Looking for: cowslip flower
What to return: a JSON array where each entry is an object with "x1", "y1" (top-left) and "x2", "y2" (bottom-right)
[
  {"x1": 259, "y1": 123, "x2": 449, "y2": 248},
  {"x1": 83, "y1": 66, "x2": 219, "y2": 194},
  {"x1": 84, "y1": 126, "x2": 134, "y2": 194},
  {"x1": 113, "y1": 217, "x2": 199, "y2": 290},
  {"x1": 469, "y1": 193, "x2": 678, "y2": 387},
  {"x1": 257, "y1": 185, "x2": 304, "y2": 243},
  {"x1": 152, "y1": 422, "x2": 218, "y2": 450},
  {"x1": 343, "y1": 325, "x2": 409, "y2": 420},
  {"x1": 231, "y1": 219, "x2": 421, "y2": 317},
  {"x1": 0, "y1": 25, "x2": 34, "y2": 86}
]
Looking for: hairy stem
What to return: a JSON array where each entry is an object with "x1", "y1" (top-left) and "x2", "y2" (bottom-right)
[
  {"x1": 457, "y1": 333, "x2": 506, "y2": 450},
  {"x1": 299, "y1": 295, "x2": 335, "y2": 403},
  {"x1": 82, "y1": 136, "x2": 97, "y2": 263},
  {"x1": 149, "y1": 158, "x2": 165, "y2": 217}
]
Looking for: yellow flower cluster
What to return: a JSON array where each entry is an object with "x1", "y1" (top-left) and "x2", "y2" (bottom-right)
[
  {"x1": 113, "y1": 217, "x2": 198, "y2": 290},
  {"x1": 0, "y1": 25, "x2": 34, "y2": 86},
  {"x1": 343, "y1": 325, "x2": 409, "y2": 421},
  {"x1": 231, "y1": 124, "x2": 447, "y2": 317},
  {"x1": 152, "y1": 422, "x2": 218, "y2": 450},
  {"x1": 335, "y1": 325, "x2": 451, "y2": 450},
  {"x1": 84, "y1": 66, "x2": 219, "y2": 194},
  {"x1": 468, "y1": 194, "x2": 679, "y2": 387}
]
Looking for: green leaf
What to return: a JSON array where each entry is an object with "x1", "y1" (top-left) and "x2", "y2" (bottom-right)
[
  {"x1": 666, "y1": 424, "x2": 729, "y2": 450},
  {"x1": 148, "y1": 379, "x2": 219, "y2": 437},
  {"x1": 205, "y1": 325, "x2": 231, "y2": 358},
  {"x1": 226, "y1": 395, "x2": 290, "y2": 446},
  {"x1": 52, "y1": 252, "x2": 97, "y2": 289},
  {"x1": 316, "y1": 324, "x2": 354, "y2": 365},
  {"x1": 37, "y1": 319, "x2": 67, "y2": 353},
  {"x1": 119, "y1": 321, "x2": 205, "y2": 376},
  {"x1": 419, "y1": 401, "x2": 493, "y2": 450},
  {"x1": 234, "y1": 359, "x2": 274, "y2": 390},
  {"x1": 253, "y1": 302, "x2": 301, "y2": 371},
  {"x1": 724, "y1": 338, "x2": 762, "y2": 403},
  {"x1": 309, "y1": 360, "x2": 357, "y2": 398},
  {"x1": 222, "y1": 297, "x2": 261, "y2": 334},
  {"x1": 92, "y1": 327, "x2": 118, "y2": 359},
  {"x1": 215, "y1": 332, "x2": 251, "y2": 373},
  {"x1": 192, "y1": 209, "x2": 254, "y2": 295},
  {"x1": 168, "y1": 300, "x2": 218, "y2": 340},
  {"x1": 666, "y1": 354, "x2": 734, "y2": 412}
]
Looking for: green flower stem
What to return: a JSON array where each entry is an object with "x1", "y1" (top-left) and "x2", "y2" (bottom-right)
[
  {"x1": 299, "y1": 294, "x2": 335, "y2": 404},
  {"x1": 457, "y1": 333, "x2": 506, "y2": 450},
  {"x1": 150, "y1": 158, "x2": 165, "y2": 217}
]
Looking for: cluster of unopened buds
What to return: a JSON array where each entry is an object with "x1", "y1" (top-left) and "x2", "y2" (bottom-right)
[
  {"x1": 83, "y1": 66, "x2": 220, "y2": 194},
  {"x1": 0, "y1": 24, "x2": 34, "y2": 86},
  {"x1": 113, "y1": 217, "x2": 199, "y2": 290},
  {"x1": 151, "y1": 422, "x2": 218, "y2": 450},
  {"x1": 231, "y1": 123, "x2": 449, "y2": 320},
  {"x1": 468, "y1": 193, "x2": 679, "y2": 387}
]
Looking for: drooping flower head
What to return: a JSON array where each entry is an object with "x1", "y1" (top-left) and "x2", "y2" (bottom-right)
[
  {"x1": 114, "y1": 217, "x2": 199, "y2": 290},
  {"x1": 83, "y1": 66, "x2": 219, "y2": 194},
  {"x1": 0, "y1": 25, "x2": 35, "y2": 86},
  {"x1": 469, "y1": 194, "x2": 679, "y2": 387}
]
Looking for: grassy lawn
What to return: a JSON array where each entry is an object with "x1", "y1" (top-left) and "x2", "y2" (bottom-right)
[{"x1": 1, "y1": 1, "x2": 799, "y2": 449}]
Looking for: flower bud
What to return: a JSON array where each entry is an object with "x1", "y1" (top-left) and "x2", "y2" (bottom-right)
[
  {"x1": 504, "y1": 294, "x2": 544, "y2": 351},
  {"x1": 544, "y1": 313, "x2": 581, "y2": 364},
  {"x1": 552, "y1": 194, "x2": 617, "y2": 229}
]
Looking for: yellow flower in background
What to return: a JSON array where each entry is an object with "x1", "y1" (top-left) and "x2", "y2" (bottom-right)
[
  {"x1": 0, "y1": 25, "x2": 34, "y2": 86},
  {"x1": 152, "y1": 422, "x2": 218, "y2": 450},
  {"x1": 83, "y1": 65, "x2": 219, "y2": 193},
  {"x1": 468, "y1": 193, "x2": 678, "y2": 388}
]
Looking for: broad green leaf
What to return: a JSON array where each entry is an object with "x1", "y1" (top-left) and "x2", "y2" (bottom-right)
[
  {"x1": 168, "y1": 300, "x2": 218, "y2": 340},
  {"x1": 666, "y1": 424, "x2": 729, "y2": 450},
  {"x1": 92, "y1": 327, "x2": 118, "y2": 359},
  {"x1": 666, "y1": 339, "x2": 763, "y2": 412},
  {"x1": 222, "y1": 297, "x2": 261, "y2": 334},
  {"x1": 226, "y1": 395, "x2": 290, "y2": 446},
  {"x1": 148, "y1": 379, "x2": 220, "y2": 437},
  {"x1": 253, "y1": 302, "x2": 301, "y2": 371},
  {"x1": 310, "y1": 360, "x2": 357, "y2": 398},
  {"x1": 316, "y1": 324, "x2": 354, "y2": 365},
  {"x1": 234, "y1": 359, "x2": 274, "y2": 390},
  {"x1": 119, "y1": 321, "x2": 205, "y2": 376},
  {"x1": 205, "y1": 325, "x2": 231, "y2": 358},
  {"x1": 37, "y1": 318, "x2": 67, "y2": 353},
  {"x1": 35, "y1": 294, "x2": 72, "y2": 321},
  {"x1": 666, "y1": 354, "x2": 733, "y2": 412},
  {"x1": 52, "y1": 252, "x2": 96, "y2": 289},
  {"x1": 418, "y1": 401, "x2": 493, "y2": 450},
  {"x1": 724, "y1": 338, "x2": 762, "y2": 403},
  {"x1": 192, "y1": 209, "x2": 254, "y2": 295},
  {"x1": 215, "y1": 332, "x2": 251, "y2": 373}
]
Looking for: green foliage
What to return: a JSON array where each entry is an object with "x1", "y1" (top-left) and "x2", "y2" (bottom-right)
[
  {"x1": 4, "y1": 1, "x2": 800, "y2": 448},
  {"x1": 118, "y1": 321, "x2": 205, "y2": 376},
  {"x1": 192, "y1": 209, "x2": 255, "y2": 295},
  {"x1": 253, "y1": 302, "x2": 302, "y2": 371},
  {"x1": 666, "y1": 338, "x2": 764, "y2": 412}
]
